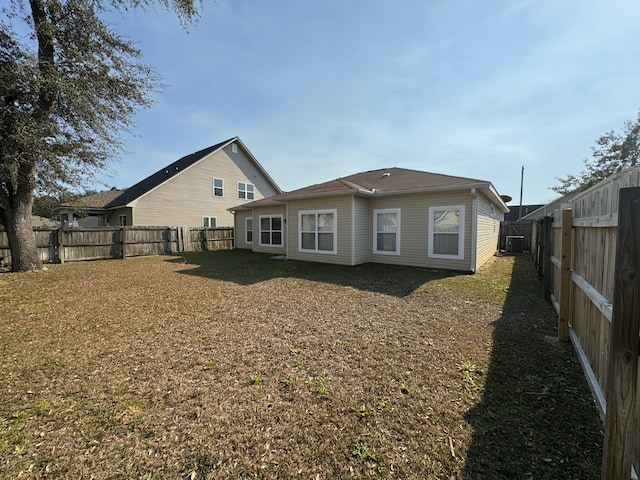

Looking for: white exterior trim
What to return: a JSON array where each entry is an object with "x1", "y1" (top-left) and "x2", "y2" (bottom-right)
[
  {"x1": 373, "y1": 208, "x2": 401, "y2": 255},
  {"x1": 470, "y1": 189, "x2": 478, "y2": 272},
  {"x1": 258, "y1": 214, "x2": 283, "y2": 248},
  {"x1": 298, "y1": 209, "x2": 338, "y2": 255},
  {"x1": 428, "y1": 205, "x2": 465, "y2": 260}
]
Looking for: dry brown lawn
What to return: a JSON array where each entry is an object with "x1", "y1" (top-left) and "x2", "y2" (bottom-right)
[{"x1": 0, "y1": 250, "x2": 602, "y2": 479}]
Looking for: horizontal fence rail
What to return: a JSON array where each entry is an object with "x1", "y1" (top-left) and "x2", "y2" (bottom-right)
[
  {"x1": 0, "y1": 226, "x2": 234, "y2": 266},
  {"x1": 533, "y1": 167, "x2": 640, "y2": 479}
]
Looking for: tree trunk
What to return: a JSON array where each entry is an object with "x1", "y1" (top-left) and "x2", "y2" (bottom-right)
[{"x1": 1, "y1": 161, "x2": 43, "y2": 272}]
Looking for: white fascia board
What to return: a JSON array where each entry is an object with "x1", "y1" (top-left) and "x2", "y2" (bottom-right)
[{"x1": 279, "y1": 189, "x2": 374, "y2": 202}]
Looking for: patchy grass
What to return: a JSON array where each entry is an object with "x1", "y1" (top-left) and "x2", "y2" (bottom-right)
[{"x1": 0, "y1": 250, "x2": 602, "y2": 478}]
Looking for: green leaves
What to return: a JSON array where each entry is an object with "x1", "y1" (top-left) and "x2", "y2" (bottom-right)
[{"x1": 553, "y1": 110, "x2": 640, "y2": 194}]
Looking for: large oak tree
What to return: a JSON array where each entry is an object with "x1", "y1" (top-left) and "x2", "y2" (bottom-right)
[{"x1": 0, "y1": 0, "x2": 201, "y2": 271}]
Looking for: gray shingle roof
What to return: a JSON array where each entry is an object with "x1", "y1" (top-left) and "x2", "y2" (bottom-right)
[
  {"x1": 74, "y1": 189, "x2": 126, "y2": 208},
  {"x1": 230, "y1": 167, "x2": 508, "y2": 212},
  {"x1": 105, "y1": 139, "x2": 233, "y2": 208},
  {"x1": 278, "y1": 167, "x2": 490, "y2": 199}
]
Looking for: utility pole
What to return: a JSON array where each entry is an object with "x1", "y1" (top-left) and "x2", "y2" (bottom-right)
[{"x1": 518, "y1": 165, "x2": 524, "y2": 221}]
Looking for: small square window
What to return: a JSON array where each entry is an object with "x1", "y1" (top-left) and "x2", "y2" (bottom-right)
[
  {"x1": 238, "y1": 182, "x2": 255, "y2": 200},
  {"x1": 259, "y1": 215, "x2": 283, "y2": 246},
  {"x1": 202, "y1": 216, "x2": 217, "y2": 228}
]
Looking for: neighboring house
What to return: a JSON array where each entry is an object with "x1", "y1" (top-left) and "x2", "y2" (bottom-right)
[
  {"x1": 57, "y1": 189, "x2": 125, "y2": 226},
  {"x1": 56, "y1": 137, "x2": 281, "y2": 227},
  {"x1": 231, "y1": 167, "x2": 509, "y2": 272},
  {"x1": 31, "y1": 215, "x2": 58, "y2": 227},
  {"x1": 503, "y1": 204, "x2": 545, "y2": 221},
  {"x1": 520, "y1": 194, "x2": 576, "y2": 221}
]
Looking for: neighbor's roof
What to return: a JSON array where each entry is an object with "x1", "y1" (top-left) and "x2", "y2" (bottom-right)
[
  {"x1": 520, "y1": 194, "x2": 576, "y2": 221},
  {"x1": 230, "y1": 167, "x2": 509, "y2": 212},
  {"x1": 105, "y1": 137, "x2": 281, "y2": 208},
  {"x1": 73, "y1": 189, "x2": 126, "y2": 209}
]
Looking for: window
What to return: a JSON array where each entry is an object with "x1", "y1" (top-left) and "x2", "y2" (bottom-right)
[
  {"x1": 202, "y1": 216, "x2": 216, "y2": 228},
  {"x1": 428, "y1": 206, "x2": 465, "y2": 259},
  {"x1": 118, "y1": 214, "x2": 127, "y2": 226},
  {"x1": 213, "y1": 178, "x2": 224, "y2": 197},
  {"x1": 238, "y1": 182, "x2": 255, "y2": 200},
  {"x1": 373, "y1": 208, "x2": 400, "y2": 255},
  {"x1": 259, "y1": 215, "x2": 282, "y2": 246},
  {"x1": 299, "y1": 209, "x2": 336, "y2": 254},
  {"x1": 245, "y1": 217, "x2": 253, "y2": 243}
]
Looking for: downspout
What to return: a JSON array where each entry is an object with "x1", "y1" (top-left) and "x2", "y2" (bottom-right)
[
  {"x1": 351, "y1": 196, "x2": 355, "y2": 266},
  {"x1": 470, "y1": 188, "x2": 478, "y2": 273},
  {"x1": 229, "y1": 210, "x2": 236, "y2": 250},
  {"x1": 285, "y1": 202, "x2": 289, "y2": 259}
]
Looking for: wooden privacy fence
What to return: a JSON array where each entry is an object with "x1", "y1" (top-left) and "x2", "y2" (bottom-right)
[
  {"x1": 0, "y1": 226, "x2": 234, "y2": 265},
  {"x1": 498, "y1": 220, "x2": 533, "y2": 252},
  {"x1": 533, "y1": 167, "x2": 640, "y2": 479}
]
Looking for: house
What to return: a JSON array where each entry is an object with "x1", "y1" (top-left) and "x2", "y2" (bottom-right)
[
  {"x1": 230, "y1": 167, "x2": 509, "y2": 272},
  {"x1": 56, "y1": 137, "x2": 281, "y2": 227},
  {"x1": 503, "y1": 204, "x2": 545, "y2": 222},
  {"x1": 56, "y1": 189, "x2": 125, "y2": 226},
  {"x1": 520, "y1": 193, "x2": 576, "y2": 221}
]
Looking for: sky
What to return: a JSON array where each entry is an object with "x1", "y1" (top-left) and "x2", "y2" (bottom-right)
[{"x1": 92, "y1": 0, "x2": 640, "y2": 205}]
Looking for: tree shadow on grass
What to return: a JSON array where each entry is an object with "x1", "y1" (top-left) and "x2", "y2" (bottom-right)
[
  {"x1": 463, "y1": 255, "x2": 603, "y2": 479},
  {"x1": 165, "y1": 249, "x2": 465, "y2": 298}
]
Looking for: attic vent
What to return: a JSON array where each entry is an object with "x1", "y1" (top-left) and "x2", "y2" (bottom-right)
[
  {"x1": 165, "y1": 169, "x2": 169, "y2": 174},
  {"x1": 382, "y1": 172, "x2": 391, "y2": 178},
  {"x1": 231, "y1": 143, "x2": 238, "y2": 154}
]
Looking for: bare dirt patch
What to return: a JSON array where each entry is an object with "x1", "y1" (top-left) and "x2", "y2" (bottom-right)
[{"x1": 0, "y1": 251, "x2": 602, "y2": 479}]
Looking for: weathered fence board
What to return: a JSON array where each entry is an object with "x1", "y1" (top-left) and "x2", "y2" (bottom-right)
[
  {"x1": 602, "y1": 187, "x2": 640, "y2": 480},
  {"x1": 535, "y1": 167, "x2": 640, "y2": 478},
  {"x1": 498, "y1": 220, "x2": 533, "y2": 252},
  {"x1": 0, "y1": 226, "x2": 233, "y2": 265}
]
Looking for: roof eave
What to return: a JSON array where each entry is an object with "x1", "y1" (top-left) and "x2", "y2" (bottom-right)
[
  {"x1": 233, "y1": 137, "x2": 283, "y2": 194},
  {"x1": 279, "y1": 189, "x2": 374, "y2": 201}
]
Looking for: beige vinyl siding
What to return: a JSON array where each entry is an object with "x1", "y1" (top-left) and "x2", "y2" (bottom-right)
[
  {"x1": 131, "y1": 144, "x2": 279, "y2": 227},
  {"x1": 370, "y1": 192, "x2": 473, "y2": 271},
  {"x1": 234, "y1": 211, "x2": 253, "y2": 250},
  {"x1": 251, "y1": 205, "x2": 286, "y2": 254},
  {"x1": 286, "y1": 196, "x2": 353, "y2": 265},
  {"x1": 352, "y1": 196, "x2": 370, "y2": 265},
  {"x1": 475, "y1": 192, "x2": 502, "y2": 270},
  {"x1": 107, "y1": 208, "x2": 131, "y2": 227}
]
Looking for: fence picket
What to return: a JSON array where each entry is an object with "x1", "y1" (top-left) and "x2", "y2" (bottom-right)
[{"x1": 0, "y1": 226, "x2": 234, "y2": 266}]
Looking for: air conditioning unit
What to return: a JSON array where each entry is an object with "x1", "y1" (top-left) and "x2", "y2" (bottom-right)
[{"x1": 506, "y1": 235, "x2": 525, "y2": 254}]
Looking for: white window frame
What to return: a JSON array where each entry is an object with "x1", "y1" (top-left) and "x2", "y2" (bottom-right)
[
  {"x1": 258, "y1": 214, "x2": 283, "y2": 247},
  {"x1": 213, "y1": 178, "x2": 224, "y2": 197},
  {"x1": 298, "y1": 209, "x2": 337, "y2": 254},
  {"x1": 118, "y1": 214, "x2": 127, "y2": 227},
  {"x1": 202, "y1": 216, "x2": 217, "y2": 228},
  {"x1": 245, "y1": 217, "x2": 253, "y2": 244},
  {"x1": 428, "y1": 205, "x2": 465, "y2": 260},
  {"x1": 237, "y1": 182, "x2": 255, "y2": 200},
  {"x1": 373, "y1": 208, "x2": 401, "y2": 255}
]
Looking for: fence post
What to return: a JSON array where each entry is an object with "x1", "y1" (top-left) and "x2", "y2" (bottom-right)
[
  {"x1": 120, "y1": 227, "x2": 127, "y2": 259},
  {"x1": 602, "y1": 187, "x2": 640, "y2": 479},
  {"x1": 542, "y1": 217, "x2": 552, "y2": 298},
  {"x1": 558, "y1": 208, "x2": 572, "y2": 341},
  {"x1": 57, "y1": 227, "x2": 65, "y2": 264}
]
